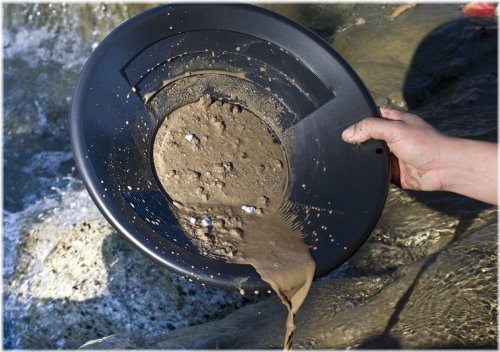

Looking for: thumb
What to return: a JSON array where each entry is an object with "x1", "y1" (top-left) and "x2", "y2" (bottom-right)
[{"x1": 342, "y1": 117, "x2": 397, "y2": 144}]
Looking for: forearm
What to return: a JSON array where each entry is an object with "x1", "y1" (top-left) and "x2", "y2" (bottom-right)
[{"x1": 438, "y1": 137, "x2": 498, "y2": 205}]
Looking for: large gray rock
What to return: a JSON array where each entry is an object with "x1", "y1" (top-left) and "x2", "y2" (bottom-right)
[{"x1": 3, "y1": 187, "x2": 259, "y2": 349}]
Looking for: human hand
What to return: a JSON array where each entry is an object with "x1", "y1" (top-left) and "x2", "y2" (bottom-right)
[
  {"x1": 341, "y1": 108, "x2": 498, "y2": 205},
  {"x1": 342, "y1": 108, "x2": 449, "y2": 191}
]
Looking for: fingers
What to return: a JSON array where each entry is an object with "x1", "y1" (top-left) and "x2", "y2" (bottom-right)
[
  {"x1": 379, "y1": 107, "x2": 405, "y2": 121},
  {"x1": 342, "y1": 117, "x2": 400, "y2": 144},
  {"x1": 380, "y1": 107, "x2": 429, "y2": 127}
]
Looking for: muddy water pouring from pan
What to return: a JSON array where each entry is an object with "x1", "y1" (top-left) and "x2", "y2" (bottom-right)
[{"x1": 237, "y1": 212, "x2": 315, "y2": 350}]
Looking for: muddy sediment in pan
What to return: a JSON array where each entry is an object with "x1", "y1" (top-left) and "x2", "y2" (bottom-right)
[
  {"x1": 153, "y1": 93, "x2": 315, "y2": 349},
  {"x1": 153, "y1": 94, "x2": 288, "y2": 257}
]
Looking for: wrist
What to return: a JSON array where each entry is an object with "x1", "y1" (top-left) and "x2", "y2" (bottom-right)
[
  {"x1": 436, "y1": 136, "x2": 498, "y2": 204},
  {"x1": 435, "y1": 135, "x2": 460, "y2": 192}
]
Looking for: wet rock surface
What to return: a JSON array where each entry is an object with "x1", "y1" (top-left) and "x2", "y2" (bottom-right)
[
  {"x1": 82, "y1": 221, "x2": 497, "y2": 349},
  {"x1": 4, "y1": 3, "x2": 497, "y2": 350},
  {"x1": 329, "y1": 4, "x2": 497, "y2": 141},
  {"x1": 331, "y1": 4, "x2": 464, "y2": 109},
  {"x1": 3, "y1": 189, "x2": 260, "y2": 349}
]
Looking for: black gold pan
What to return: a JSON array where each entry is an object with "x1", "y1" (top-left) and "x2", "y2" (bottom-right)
[{"x1": 71, "y1": 4, "x2": 389, "y2": 291}]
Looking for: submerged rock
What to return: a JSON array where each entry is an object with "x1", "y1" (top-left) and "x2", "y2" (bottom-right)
[
  {"x1": 331, "y1": 4, "x2": 464, "y2": 109},
  {"x1": 331, "y1": 5, "x2": 497, "y2": 138},
  {"x1": 81, "y1": 222, "x2": 497, "y2": 349}
]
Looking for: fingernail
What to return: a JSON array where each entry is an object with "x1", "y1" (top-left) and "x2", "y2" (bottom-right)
[{"x1": 342, "y1": 125, "x2": 355, "y2": 141}]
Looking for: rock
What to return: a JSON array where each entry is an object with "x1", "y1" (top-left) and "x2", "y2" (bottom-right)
[
  {"x1": 347, "y1": 186, "x2": 496, "y2": 276},
  {"x1": 330, "y1": 4, "x2": 497, "y2": 140},
  {"x1": 261, "y1": 4, "x2": 398, "y2": 39},
  {"x1": 331, "y1": 4, "x2": 463, "y2": 109},
  {"x1": 353, "y1": 17, "x2": 366, "y2": 26},
  {"x1": 3, "y1": 188, "x2": 259, "y2": 349},
  {"x1": 81, "y1": 222, "x2": 497, "y2": 349}
]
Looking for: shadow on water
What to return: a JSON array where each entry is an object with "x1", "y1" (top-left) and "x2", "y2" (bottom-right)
[
  {"x1": 402, "y1": 16, "x2": 496, "y2": 243},
  {"x1": 358, "y1": 16, "x2": 497, "y2": 349}
]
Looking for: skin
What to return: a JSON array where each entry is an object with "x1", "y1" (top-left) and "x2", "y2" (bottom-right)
[{"x1": 342, "y1": 107, "x2": 498, "y2": 205}]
